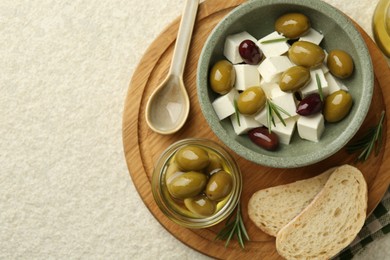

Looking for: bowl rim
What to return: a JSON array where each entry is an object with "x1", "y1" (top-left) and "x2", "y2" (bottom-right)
[{"x1": 196, "y1": 0, "x2": 374, "y2": 168}]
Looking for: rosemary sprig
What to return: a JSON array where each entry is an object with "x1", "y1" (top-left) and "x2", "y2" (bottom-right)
[
  {"x1": 346, "y1": 110, "x2": 385, "y2": 162},
  {"x1": 215, "y1": 203, "x2": 250, "y2": 249},
  {"x1": 315, "y1": 73, "x2": 324, "y2": 101},
  {"x1": 259, "y1": 37, "x2": 289, "y2": 44},
  {"x1": 234, "y1": 99, "x2": 241, "y2": 127},
  {"x1": 266, "y1": 99, "x2": 291, "y2": 133}
]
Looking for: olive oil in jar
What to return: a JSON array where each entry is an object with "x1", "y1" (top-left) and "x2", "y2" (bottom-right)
[
  {"x1": 161, "y1": 144, "x2": 234, "y2": 218},
  {"x1": 373, "y1": 0, "x2": 390, "y2": 57}
]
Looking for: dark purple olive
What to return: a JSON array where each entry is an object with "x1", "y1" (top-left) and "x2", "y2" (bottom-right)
[
  {"x1": 296, "y1": 93, "x2": 323, "y2": 116},
  {"x1": 248, "y1": 127, "x2": 279, "y2": 151},
  {"x1": 239, "y1": 40, "x2": 263, "y2": 65}
]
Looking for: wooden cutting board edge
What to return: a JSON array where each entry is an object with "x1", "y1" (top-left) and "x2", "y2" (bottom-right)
[{"x1": 122, "y1": 0, "x2": 390, "y2": 259}]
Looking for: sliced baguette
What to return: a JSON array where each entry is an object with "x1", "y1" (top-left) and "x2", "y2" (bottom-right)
[
  {"x1": 248, "y1": 168, "x2": 335, "y2": 236},
  {"x1": 276, "y1": 164, "x2": 367, "y2": 260}
]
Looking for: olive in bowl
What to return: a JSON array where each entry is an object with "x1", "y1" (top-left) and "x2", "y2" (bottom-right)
[{"x1": 151, "y1": 138, "x2": 242, "y2": 228}]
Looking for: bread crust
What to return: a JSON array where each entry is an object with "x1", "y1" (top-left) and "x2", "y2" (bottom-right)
[
  {"x1": 248, "y1": 168, "x2": 334, "y2": 236},
  {"x1": 275, "y1": 165, "x2": 367, "y2": 260}
]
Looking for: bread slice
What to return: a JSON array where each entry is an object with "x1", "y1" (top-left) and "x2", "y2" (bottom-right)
[
  {"x1": 248, "y1": 168, "x2": 335, "y2": 236},
  {"x1": 276, "y1": 164, "x2": 367, "y2": 260}
]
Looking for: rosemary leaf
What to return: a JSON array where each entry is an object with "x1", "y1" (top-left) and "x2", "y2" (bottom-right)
[
  {"x1": 315, "y1": 73, "x2": 324, "y2": 101},
  {"x1": 266, "y1": 100, "x2": 273, "y2": 133},
  {"x1": 260, "y1": 37, "x2": 289, "y2": 44},
  {"x1": 214, "y1": 202, "x2": 250, "y2": 249},
  {"x1": 234, "y1": 99, "x2": 241, "y2": 127},
  {"x1": 346, "y1": 110, "x2": 386, "y2": 162},
  {"x1": 238, "y1": 208, "x2": 250, "y2": 241}
]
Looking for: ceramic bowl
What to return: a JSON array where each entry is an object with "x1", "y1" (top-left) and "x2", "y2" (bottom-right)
[{"x1": 197, "y1": 0, "x2": 373, "y2": 168}]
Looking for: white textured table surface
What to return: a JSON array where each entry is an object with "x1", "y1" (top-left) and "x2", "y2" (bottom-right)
[{"x1": 1, "y1": 0, "x2": 389, "y2": 259}]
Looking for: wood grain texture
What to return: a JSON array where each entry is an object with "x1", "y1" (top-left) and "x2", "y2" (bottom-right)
[{"x1": 122, "y1": 0, "x2": 390, "y2": 258}]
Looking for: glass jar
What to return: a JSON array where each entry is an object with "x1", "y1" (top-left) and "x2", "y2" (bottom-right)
[
  {"x1": 373, "y1": 0, "x2": 390, "y2": 57},
  {"x1": 151, "y1": 138, "x2": 242, "y2": 228}
]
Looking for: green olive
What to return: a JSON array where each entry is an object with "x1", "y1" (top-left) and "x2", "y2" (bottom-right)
[
  {"x1": 209, "y1": 60, "x2": 236, "y2": 95},
  {"x1": 288, "y1": 41, "x2": 325, "y2": 68},
  {"x1": 167, "y1": 171, "x2": 208, "y2": 199},
  {"x1": 279, "y1": 66, "x2": 310, "y2": 92},
  {"x1": 324, "y1": 90, "x2": 353, "y2": 122},
  {"x1": 184, "y1": 195, "x2": 216, "y2": 217},
  {"x1": 205, "y1": 152, "x2": 223, "y2": 175},
  {"x1": 175, "y1": 145, "x2": 210, "y2": 171},
  {"x1": 205, "y1": 171, "x2": 233, "y2": 201},
  {"x1": 165, "y1": 161, "x2": 183, "y2": 184},
  {"x1": 327, "y1": 50, "x2": 354, "y2": 79},
  {"x1": 275, "y1": 13, "x2": 311, "y2": 39},
  {"x1": 237, "y1": 86, "x2": 266, "y2": 115}
]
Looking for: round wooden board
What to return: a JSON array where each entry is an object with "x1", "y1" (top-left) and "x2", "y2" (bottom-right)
[{"x1": 122, "y1": 0, "x2": 390, "y2": 258}]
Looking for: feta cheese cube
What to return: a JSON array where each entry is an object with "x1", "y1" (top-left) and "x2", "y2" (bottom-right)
[
  {"x1": 257, "y1": 56, "x2": 294, "y2": 83},
  {"x1": 254, "y1": 107, "x2": 269, "y2": 127},
  {"x1": 325, "y1": 72, "x2": 349, "y2": 94},
  {"x1": 260, "y1": 81, "x2": 279, "y2": 98},
  {"x1": 269, "y1": 85, "x2": 286, "y2": 98},
  {"x1": 273, "y1": 117, "x2": 298, "y2": 145},
  {"x1": 257, "y1": 31, "x2": 290, "y2": 57},
  {"x1": 234, "y1": 64, "x2": 260, "y2": 91},
  {"x1": 299, "y1": 28, "x2": 324, "y2": 45},
  {"x1": 320, "y1": 63, "x2": 329, "y2": 74},
  {"x1": 212, "y1": 89, "x2": 237, "y2": 120},
  {"x1": 230, "y1": 113, "x2": 262, "y2": 135},
  {"x1": 224, "y1": 31, "x2": 258, "y2": 64},
  {"x1": 297, "y1": 113, "x2": 325, "y2": 142},
  {"x1": 271, "y1": 92, "x2": 298, "y2": 119},
  {"x1": 300, "y1": 68, "x2": 329, "y2": 98}
]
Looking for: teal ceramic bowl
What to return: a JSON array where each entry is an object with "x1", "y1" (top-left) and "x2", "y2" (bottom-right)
[{"x1": 197, "y1": 0, "x2": 373, "y2": 168}]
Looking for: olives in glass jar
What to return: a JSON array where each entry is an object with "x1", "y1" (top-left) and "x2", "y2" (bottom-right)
[
  {"x1": 206, "y1": 171, "x2": 233, "y2": 201},
  {"x1": 184, "y1": 195, "x2": 216, "y2": 217},
  {"x1": 175, "y1": 145, "x2": 210, "y2": 171},
  {"x1": 209, "y1": 60, "x2": 235, "y2": 95},
  {"x1": 205, "y1": 152, "x2": 223, "y2": 175},
  {"x1": 167, "y1": 171, "x2": 208, "y2": 199},
  {"x1": 280, "y1": 66, "x2": 311, "y2": 92},
  {"x1": 327, "y1": 50, "x2": 354, "y2": 79},
  {"x1": 165, "y1": 161, "x2": 183, "y2": 184},
  {"x1": 288, "y1": 41, "x2": 325, "y2": 68},
  {"x1": 324, "y1": 90, "x2": 353, "y2": 122},
  {"x1": 157, "y1": 142, "x2": 238, "y2": 221},
  {"x1": 275, "y1": 13, "x2": 311, "y2": 39},
  {"x1": 237, "y1": 86, "x2": 266, "y2": 115}
]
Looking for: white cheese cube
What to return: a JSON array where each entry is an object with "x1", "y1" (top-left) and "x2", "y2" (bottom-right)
[
  {"x1": 260, "y1": 81, "x2": 279, "y2": 98},
  {"x1": 257, "y1": 56, "x2": 294, "y2": 83},
  {"x1": 271, "y1": 92, "x2": 298, "y2": 119},
  {"x1": 234, "y1": 64, "x2": 260, "y2": 91},
  {"x1": 320, "y1": 63, "x2": 329, "y2": 74},
  {"x1": 212, "y1": 89, "x2": 237, "y2": 120},
  {"x1": 254, "y1": 107, "x2": 269, "y2": 127},
  {"x1": 297, "y1": 113, "x2": 325, "y2": 142},
  {"x1": 230, "y1": 113, "x2": 262, "y2": 135},
  {"x1": 325, "y1": 72, "x2": 349, "y2": 94},
  {"x1": 257, "y1": 31, "x2": 290, "y2": 57},
  {"x1": 300, "y1": 68, "x2": 329, "y2": 98},
  {"x1": 269, "y1": 85, "x2": 286, "y2": 98},
  {"x1": 273, "y1": 117, "x2": 298, "y2": 145},
  {"x1": 299, "y1": 28, "x2": 324, "y2": 45},
  {"x1": 224, "y1": 31, "x2": 258, "y2": 64}
]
